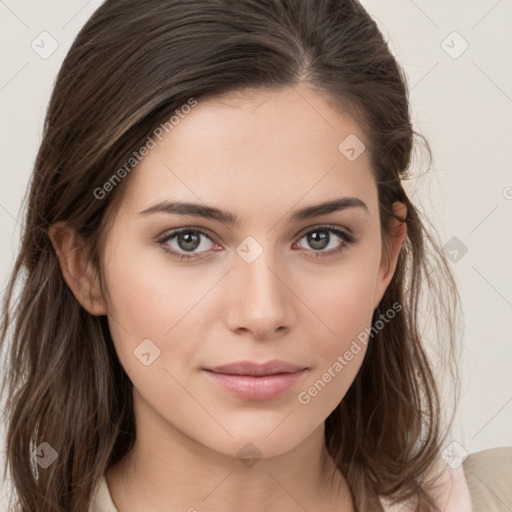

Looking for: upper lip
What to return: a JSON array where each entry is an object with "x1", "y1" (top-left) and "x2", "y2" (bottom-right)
[{"x1": 205, "y1": 360, "x2": 307, "y2": 376}]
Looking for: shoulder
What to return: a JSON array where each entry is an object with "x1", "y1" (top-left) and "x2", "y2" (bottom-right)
[
  {"x1": 89, "y1": 475, "x2": 119, "y2": 512},
  {"x1": 380, "y1": 446, "x2": 512, "y2": 512},
  {"x1": 462, "y1": 446, "x2": 512, "y2": 512},
  {"x1": 379, "y1": 454, "x2": 473, "y2": 511}
]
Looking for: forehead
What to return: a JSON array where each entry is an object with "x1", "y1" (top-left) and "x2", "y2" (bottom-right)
[{"x1": 120, "y1": 84, "x2": 377, "y2": 218}]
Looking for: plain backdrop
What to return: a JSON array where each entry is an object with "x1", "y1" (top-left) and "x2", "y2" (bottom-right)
[{"x1": 1, "y1": 0, "x2": 511, "y2": 503}]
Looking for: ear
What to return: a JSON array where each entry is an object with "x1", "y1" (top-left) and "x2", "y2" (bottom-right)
[
  {"x1": 48, "y1": 222, "x2": 107, "y2": 316},
  {"x1": 373, "y1": 201, "x2": 407, "y2": 309}
]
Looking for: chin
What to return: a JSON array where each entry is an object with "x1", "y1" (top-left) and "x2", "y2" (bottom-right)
[{"x1": 200, "y1": 424, "x2": 315, "y2": 462}]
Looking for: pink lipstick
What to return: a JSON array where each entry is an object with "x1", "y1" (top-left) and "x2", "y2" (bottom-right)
[{"x1": 203, "y1": 360, "x2": 308, "y2": 401}]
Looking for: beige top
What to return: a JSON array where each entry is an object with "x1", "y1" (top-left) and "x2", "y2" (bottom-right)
[
  {"x1": 89, "y1": 476, "x2": 119, "y2": 512},
  {"x1": 88, "y1": 453, "x2": 489, "y2": 512}
]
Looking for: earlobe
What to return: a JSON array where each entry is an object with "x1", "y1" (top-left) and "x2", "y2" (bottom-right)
[
  {"x1": 373, "y1": 202, "x2": 408, "y2": 309},
  {"x1": 48, "y1": 222, "x2": 107, "y2": 316}
]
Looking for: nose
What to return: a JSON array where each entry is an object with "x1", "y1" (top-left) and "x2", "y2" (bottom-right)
[{"x1": 225, "y1": 247, "x2": 295, "y2": 341}]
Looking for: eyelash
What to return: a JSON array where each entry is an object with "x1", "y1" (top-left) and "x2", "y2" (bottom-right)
[{"x1": 156, "y1": 224, "x2": 356, "y2": 261}]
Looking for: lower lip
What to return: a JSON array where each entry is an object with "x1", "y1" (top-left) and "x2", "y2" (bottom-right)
[{"x1": 203, "y1": 369, "x2": 307, "y2": 401}]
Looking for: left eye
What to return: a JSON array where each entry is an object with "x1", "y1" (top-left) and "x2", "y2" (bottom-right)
[
  {"x1": 157, "y1": 225, "x2": 355, "y2": 261},
  {"x1": 294, "y1": 226, "x2": 355, "y2": 254}
]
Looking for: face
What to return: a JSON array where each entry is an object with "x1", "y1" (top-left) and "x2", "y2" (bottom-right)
[{"x1": 92, "y1": 84, "x2": 399, "y2": 459}]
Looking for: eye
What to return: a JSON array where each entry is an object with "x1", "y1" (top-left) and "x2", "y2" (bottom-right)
[
  {"x1": 157, "y1": 224, "x2": 355, "y2": 262},
  {"x1": 157, "y1": 228, "x2": 219, "y2": 261},
  {"x1": 294, "y1": 225, "x2": 355, "y2": 257}
]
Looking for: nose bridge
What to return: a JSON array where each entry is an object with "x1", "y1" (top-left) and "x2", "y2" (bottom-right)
[
  {"x1": 228, "y1": 235, "x2": 292, "y2": 337},
  {"x1": 236, "y1": 236, "x2": 285, "y2": 304}
]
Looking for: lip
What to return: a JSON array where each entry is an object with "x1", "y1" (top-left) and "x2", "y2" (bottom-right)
[
  {"x1": 207, "y1": 360, "x2": 306, "y2": 376},
  {"x1": 203, "y1": 360, "x2": 308, "y2": 401}
]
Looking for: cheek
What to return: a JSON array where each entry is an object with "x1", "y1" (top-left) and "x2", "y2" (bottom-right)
[
  {"x1": 305, "y1": 251, "x2": 379, "y2": 345},
  {"x1": 295, "y1": 251, "x2": 380, "y2": 407},
  {"x1": 101, "y1": 237, "x2": 218, "y2": 372},
  {"x1": 105, "y1": 231, "x2": 217, "y2": 325}
]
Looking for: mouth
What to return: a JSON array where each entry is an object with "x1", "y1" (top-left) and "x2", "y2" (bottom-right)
[{"x1": 202, "y1": 360, "x2": 309, "y2": 401}]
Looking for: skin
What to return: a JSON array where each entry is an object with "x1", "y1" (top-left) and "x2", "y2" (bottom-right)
[{"x1": 50, "y1": 82, "x2": 407, "y2": 511}]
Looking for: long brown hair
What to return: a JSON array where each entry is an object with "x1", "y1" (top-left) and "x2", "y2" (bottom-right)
[{"x1": 0, "y1": 0, "x2": 461, "y2": 510}]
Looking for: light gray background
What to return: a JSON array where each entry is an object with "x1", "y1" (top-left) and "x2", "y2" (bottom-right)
[{"x1": 1, "y1": 0, "x2": 511, "y2": 503}]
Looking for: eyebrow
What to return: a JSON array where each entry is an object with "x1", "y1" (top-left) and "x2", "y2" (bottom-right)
[{"x1": 138, "y1": 197, "x2": 369, "y2": 225}]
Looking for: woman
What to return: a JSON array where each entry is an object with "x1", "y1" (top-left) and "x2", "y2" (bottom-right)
[{"x1": 0, "y1": 0, "x2": 473, "y2": 510}]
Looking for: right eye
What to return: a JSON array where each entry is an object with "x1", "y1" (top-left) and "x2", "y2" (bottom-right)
[{"x1": 157, "y1": 227, "x2": 220, "y2": 261}]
